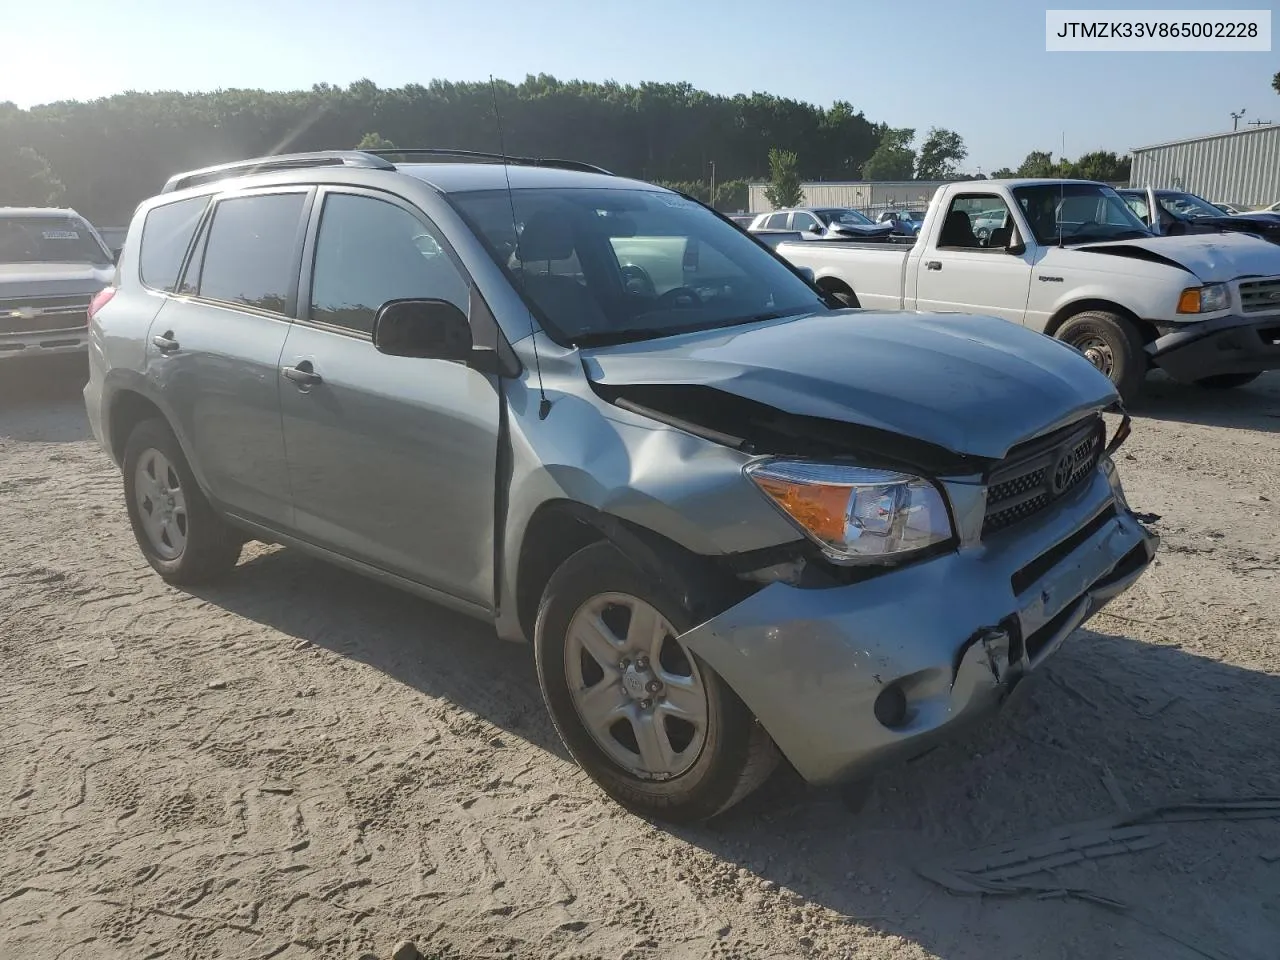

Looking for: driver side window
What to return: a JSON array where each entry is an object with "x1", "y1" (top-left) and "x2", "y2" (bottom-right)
[
  {"x1": 792, "y1": 212, "x2": 821, "y2": 232},
  {"x1": 309, "y1": 193, "x2": 469, "y2": 336},
  {"x1": 939, "y1": 195, "x2": 1013, "y2": 250}
]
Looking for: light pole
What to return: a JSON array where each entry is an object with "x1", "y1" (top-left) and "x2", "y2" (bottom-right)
[
  {"x1": 1231, "y1": 109, "x2": 1247, "y2": 131},
  {"x1": 709, "y1": 160, "x2": 717, "y2": 209}
]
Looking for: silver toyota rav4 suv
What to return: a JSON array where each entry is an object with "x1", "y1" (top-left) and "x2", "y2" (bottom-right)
[{"x1": 85, "y1": 150, "x2": 1157, "y2": 821}]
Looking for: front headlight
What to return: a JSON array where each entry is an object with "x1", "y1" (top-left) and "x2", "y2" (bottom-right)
[
  {"x1": 745, "y1": 460, "x2": 954, "y2": 564},
  {"x1": 1177, "y1": 282, "x2": 1231, "y2": 313}
]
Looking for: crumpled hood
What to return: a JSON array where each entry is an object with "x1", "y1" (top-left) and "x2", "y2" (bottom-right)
[
  {"x1": 582, "y1": 310, "x2": 1117, "y2": 460},
  {"x1": 1078, "y1": 232, "x2": 1280, "y2": 283},
  {"x1": 828, "y1": 223, "x2": 893, "y2": 237},
  {"x1": 0, "y1": 262, "x2": 114, "y2": 301}
]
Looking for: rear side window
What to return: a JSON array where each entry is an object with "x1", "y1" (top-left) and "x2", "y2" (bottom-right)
[
  {"x1": 139, "y1": 196, "x2": 209, "y2": 292},
  {"x1": 197, "y1": 193, "x2": 306, "y2": 314}
]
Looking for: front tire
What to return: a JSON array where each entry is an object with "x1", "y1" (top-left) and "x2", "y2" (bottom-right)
[
  {"x1": 122, "y1": 418, "x2": 241, "y2": 584},
  {"x1": 1194, "y1": 372, "x2": 1261, "y2": 390},
  {"x1": 1056, "y1": 310, "x2": 1147, "y2": 404},
  {"x1": 534, "y1": 541, "x2": 778, "y2": 822}
]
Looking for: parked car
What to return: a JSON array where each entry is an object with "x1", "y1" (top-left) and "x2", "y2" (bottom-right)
[
  {"x1": 876, "y1": 210, "x2": 926, "y2": 236},
  {"x1": 970, "y1": 207, "x2": 1009, "y2": 243},
  {"x1": 1, "y1": 207, "x2": 115, "y2": 364},
  {"x1": 749, "y1": 207, "x2": 894, "y2": 241},
  {"x1": 85, "y1": 151, "x2": 1156, "y2": 821},
  {"x1": 726, "y1": 214, "x2": 754, "y2": 228},
  {"x1": 1213, "y1": 201, "x2": 1244, "y2": 215},
  {"x1": 1117, "y1": 188, "x2": 1280, "y2": 246},
  {"x1": 1247, "y1": 200, "x2": 1280, "y2": 214},
  {"x1": 775, "y1": 178, "x2": 1280, "y2": 401}
]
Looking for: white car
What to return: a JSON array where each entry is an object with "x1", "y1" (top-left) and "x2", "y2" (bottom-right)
[
  {"x1": 774, "y1": 179, "x2": 1280, "y2": 401},
  {"x1": 1247, "y1": 200, "x2": 1280, "y2": 214}
]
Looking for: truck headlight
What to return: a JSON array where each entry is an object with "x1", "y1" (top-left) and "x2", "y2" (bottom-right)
[
  {"x1": 745, "y1": 460, "x2": 954, "y2": 564},
  {"x1": 1177, "y1": 283, "x2": 1230, "y2": 313}
]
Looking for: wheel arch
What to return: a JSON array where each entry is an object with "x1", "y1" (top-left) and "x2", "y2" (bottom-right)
[
  {"x1": 1044, "y1": 298, "x2": 1158, "y2": 345},
  {"x1": 513, "y1": 500, "x2": 751, "y2": 645}
]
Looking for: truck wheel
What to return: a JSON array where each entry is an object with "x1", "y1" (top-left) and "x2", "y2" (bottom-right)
[
  {"x1": 1055, "y1": 310, "x2": 1146, "y2": 403},
  {"x1": 123, "y1": 418, "x2": 242, "y2": 584},
  {"x1": 534, "y1": 541, "x2": 778, "y2": 822},
  {"x1": 1194, "y1": 372, "x2": 1261, "y2": 390}
]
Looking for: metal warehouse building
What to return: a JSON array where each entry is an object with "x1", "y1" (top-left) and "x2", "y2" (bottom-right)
[
  {"x1": 1129, "y1": 125, "x2": 1280, "y2": 208},
  {"x1": 748, "y1": 180, "x2": 948, "y2": 215}
]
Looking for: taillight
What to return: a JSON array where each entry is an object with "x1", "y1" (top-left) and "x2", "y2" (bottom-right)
[{"x1": 87, "y1": 286, "x2": 116, "y2": 322}]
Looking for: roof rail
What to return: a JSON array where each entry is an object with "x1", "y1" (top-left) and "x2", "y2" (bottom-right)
[
  {"x1": 360, "y1": 147, "x2": 613, "y2": 176},
  {"x1": 161, "y1": 151, "x2": 396, "y2": 193}
]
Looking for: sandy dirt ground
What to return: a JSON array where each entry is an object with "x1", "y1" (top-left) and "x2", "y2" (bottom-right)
[{"x1": 1, "y1": 358, "x2": 1278, "y2": 960}]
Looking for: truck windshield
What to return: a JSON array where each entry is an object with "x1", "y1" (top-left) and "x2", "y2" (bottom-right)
[
  {"x1": 450, "y1": 187, "x2": 827, "y2": 346},
  {"x1": 1011, "y1": 184, "x2": 1151, "y2": 245},
  {"x1": 0, "y1": 216, "x2": 112, "y2": 265}
]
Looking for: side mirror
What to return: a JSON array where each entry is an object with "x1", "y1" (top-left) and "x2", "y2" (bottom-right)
[
  {"x1": 1006, "y1": 231, "x2": 1027, "y2": 256},
  {"x1": 808, "y1": 224, "x2": 824, "y2": 235},
  {"x1": 796, "y1": 266, "x2": 816, "y2": 284},
  {"x1": 372, "y1": 298, "x2": 472, "y2": 361}
]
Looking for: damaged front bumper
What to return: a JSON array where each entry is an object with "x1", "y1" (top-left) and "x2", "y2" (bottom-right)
[
  {"x1": 1148, "y1": 312, "x2": 1280, "y2": 383},
  {"x1": 680, "y1": 470, "x2": 1158, "y2": 786}
]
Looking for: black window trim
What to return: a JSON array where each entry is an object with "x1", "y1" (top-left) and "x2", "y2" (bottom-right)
[
  {"x1": 296, "y1": 184, "x2": 475, "y2": 342},
  {"x1": 177, "y1": 185, "x2": 316, "y2": 321},
  {"x1": 138, "y1": 193, "x2": 215, "y2": 295}
]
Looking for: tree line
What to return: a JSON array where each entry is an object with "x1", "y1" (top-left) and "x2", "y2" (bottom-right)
[{"x1": 1, "y1": 76, "x2": 1129, "y2": 226}]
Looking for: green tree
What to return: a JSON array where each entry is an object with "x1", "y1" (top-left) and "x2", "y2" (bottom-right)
[
  {"x1": 1273, "y1": 70, "x2": 1279, "y2": 94},
  {"x1": 861, "y1": 127, "x2": 915, "y2": 180},
  {"x1": 1015, "y1": 150, "x2": 1057, "y2": 178},
  {"x1": 915, "y1": 127, "x2": 967, "y2": 180},
  {"x1": 0, "y1": 78, "x2": 885, "y2": 225},
  {"x1": 764, "y1": 148, "x2": 804, "y2": 208},
  {"x1": 1062, "y1": 150, "x2": 1131, "y2": 182},
  {"x1": 0, "y1": 146, "x2": 66, "y2": 206},
  {"x1": 990, "y1": 167, "x2": 1016, "y2": 179},
  {"x1": 355, "y1": 132, "x2": 396, "y2": 150}
]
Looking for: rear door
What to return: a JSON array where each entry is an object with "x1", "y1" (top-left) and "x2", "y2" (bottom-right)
[
  {"x1": 912, "y1": 191, "x2": 1034, "y2": 325},
  {"x1": 149, "y1": 188, "x2": 310, "y2": 527},
  {"x1": 278, "y1": 188, "x2": 500, "y2": 607}
]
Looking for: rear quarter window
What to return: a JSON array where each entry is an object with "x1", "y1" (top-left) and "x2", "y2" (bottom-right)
[{"x1": 140, "y1": 196, "x2": 210, "y2": 292}]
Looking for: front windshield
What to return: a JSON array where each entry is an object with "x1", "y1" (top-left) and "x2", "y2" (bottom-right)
[
  {"x1": 450, "y1": 187, "x2": 827, "y2": 346},
  {"x1": 906, "y1": 211, "x2": 926, "y2": 221},
  {"x1": 1159, "y1": 192, "x2": 1226, "y2": 220},
  {"x1": 818, "y1": 209, "x2": 873, "y2": 226},
  {"x1": 1011, "y1": 183, "x2": 1151, "y2": 245},
  {"x1": 0, "y1": 216, "x2": 111, "y2": 265}
]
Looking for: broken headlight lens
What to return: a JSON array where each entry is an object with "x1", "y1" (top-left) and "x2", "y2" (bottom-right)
[{"x1": 745, "y1": 460, "x2": 954, "y2": 564}]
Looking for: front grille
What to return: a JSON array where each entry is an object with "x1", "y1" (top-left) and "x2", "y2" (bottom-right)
[
  {"x1": 1238, "y1": 278, "x2": 1280, "y2": 314},
  {"x1": 0, "y1": 296, "x2": 91, "y2": 335},
  {"x1": 983, "y1": 417, "x2": 1103, "y2": 537}
]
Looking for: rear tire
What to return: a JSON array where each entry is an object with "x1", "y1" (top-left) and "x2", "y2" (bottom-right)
[
  {"x1": 1055, "y1": 310, "x2": 1146, "y2": 404},
  {"x1": 534, "y1": 541, "x2": 778, "y2": 822},
  {"x1": 123, "y1": 418, "x2": 241, "y2": 584},
  {"x1": 1194, "y1": 372, "x2": 1261, "y2": 390}
]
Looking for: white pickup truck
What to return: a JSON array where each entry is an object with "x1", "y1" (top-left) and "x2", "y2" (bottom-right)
[{"x1": 775, "y1": 178, "x2": 1280, "y2": 400}]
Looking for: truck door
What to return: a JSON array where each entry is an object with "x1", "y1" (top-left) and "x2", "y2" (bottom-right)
[{"x1": 913, "y1": 192, "x2": 1034, "y2": 326}]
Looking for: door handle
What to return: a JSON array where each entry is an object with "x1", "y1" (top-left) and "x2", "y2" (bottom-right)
[
  {"x1": 152, "y1": 332, "x2": 180, "y2": 354},
  {"x1": 925, "y1": 260, "x2": 942, "y2": 271},
  {"x1": 282, "y1": 361, "x2": 322, "y2": 387}
]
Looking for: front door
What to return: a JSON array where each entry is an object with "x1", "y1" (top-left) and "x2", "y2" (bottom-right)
[
  {"x1": 148, "y1": 189, "x2": 311, "y2": 526},
  {"x1": 278, "y1": 189, "x2": 500, "y2": 607},
  {"x1": 913, "y1": 192, "x2": 1034, "y2": 326}
]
